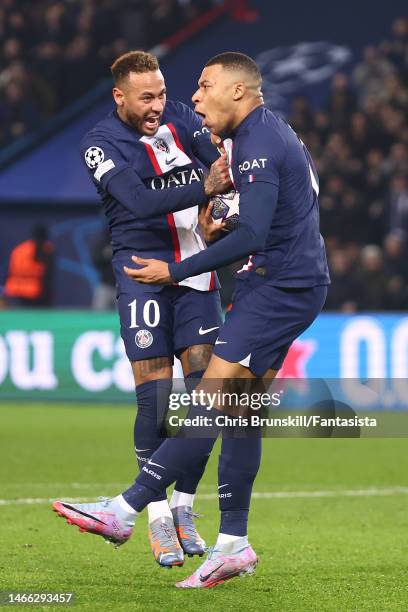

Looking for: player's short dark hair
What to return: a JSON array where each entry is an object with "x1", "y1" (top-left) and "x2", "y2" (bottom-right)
[
  {"x1": 111, "y1": 51, "x2": 159, "y2": 85},
  {"x1": 205, "y1": 52, "x2": 261, "y2": 83}
]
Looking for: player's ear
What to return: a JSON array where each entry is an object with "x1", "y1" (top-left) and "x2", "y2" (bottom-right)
[
  {"x1": 113, "y1": 87, "x2": 124, "y2": 106},
  {"x1": 232, "y1": 82, "x2": 245, "y2": 101}
]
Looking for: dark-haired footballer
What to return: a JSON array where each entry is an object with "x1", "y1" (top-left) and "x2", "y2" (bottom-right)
[
  {"x1": 52, "y1": 50, "x2": 232, "y2": 569},
  {"x1": 54, "y1": 52, "x2": 330, "y2": 589}
]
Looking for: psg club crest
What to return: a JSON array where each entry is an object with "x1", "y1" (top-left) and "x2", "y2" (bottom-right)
[
  {"x1": 153, "y1": 138, "x2": 170, "y2": 154},
  {"x1": 85, "y1": 146, "x2": 104, "y2": 169},
  {"x1": 135, "y1": 329, "x2": 153, "y2": 349}
]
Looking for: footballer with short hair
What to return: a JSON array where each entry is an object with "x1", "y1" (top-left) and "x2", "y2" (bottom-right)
[{"x1": 54, "y1": 49, "x2": 232, "y2": 568}]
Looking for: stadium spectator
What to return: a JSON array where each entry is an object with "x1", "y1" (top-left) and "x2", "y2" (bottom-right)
[
  {"x1": 353, "y1": 46, "x2": 395, "y2": 105},
  {"x1": 325, "y1": 72, "x2": 356, "y2": 130},
  {"x1": 383, "y1": 232, "x2": 407, "y2": 280},
  {"x1": 324, "y1": 249, "x2": 361, "y2": 313},
  {"x1": 364, "y1": 148, "x2": 388, "y2": 202},
  {"x1": 387, "y1": 174, "x2": 408, "y2": 238},
  {"x1": 380, "y1": 17, "x2": 408, "y2": 78},
  {"x1": 357, "y1": 245, "x2": 389, "y2": 310},
  {"x1": 3, "y1": 225, "x2": 55, "y2": 307},
  {"x1": 288, "y1": 95, "x2": 314, "y2": 133}
]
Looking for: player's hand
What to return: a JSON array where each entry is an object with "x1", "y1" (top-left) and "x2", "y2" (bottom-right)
[
  {"x1": 198, "y1": 202, "x2": 226, "y2": 242},
  {"x1": 211, "y1": 134, "x2": 224, "y2": 152},
  {"x1": 204, "y1": 153, "x2": 232, "y2": 196},
  {"x1": 123, "y1": 257, "x2": 173, "y2": 284}
]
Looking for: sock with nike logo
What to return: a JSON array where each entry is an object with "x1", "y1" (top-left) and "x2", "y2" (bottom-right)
[
  {"x1": 217, "y1": 433, "x2": 262, "y2": 536},
  {"x1": 134, "y1": 379, "x2": 172, "y2": 502},
  {"x1": 122, "y1": 402, "x2": 221, "y2": 512}
]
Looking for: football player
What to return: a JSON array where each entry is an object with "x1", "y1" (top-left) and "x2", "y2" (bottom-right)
[{"x1": 55, "y1": 50, "x2": 231, "y2": 568}]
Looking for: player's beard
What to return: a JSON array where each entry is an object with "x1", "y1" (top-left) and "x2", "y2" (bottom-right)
[{"x1": 125, "y1": 109, "x2": 162, "y2": 135}]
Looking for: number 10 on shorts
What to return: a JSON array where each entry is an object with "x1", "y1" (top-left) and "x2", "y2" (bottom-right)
[{"x1": 128, "y1": 298, "x2": 160, "y2": 329}]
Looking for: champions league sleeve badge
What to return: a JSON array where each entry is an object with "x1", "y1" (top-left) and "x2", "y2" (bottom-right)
[{"x1": 85, "y1": 146, "x2": 105, "y2": 169}]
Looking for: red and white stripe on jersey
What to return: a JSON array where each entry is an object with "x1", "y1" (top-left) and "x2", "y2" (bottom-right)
[
  {"x1": 221, "y1": 138, "x2": 235, "y2": 187},
  {"x1": 141, "y1": 123, "x2": 192, "y2": 173},
  {"x1": 142, "y1": 123, "x2": 215, "y2": 292}
]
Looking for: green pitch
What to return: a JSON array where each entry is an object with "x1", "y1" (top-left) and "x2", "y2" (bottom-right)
[{"x1": 1, "y1": 403, "x2": 407, "y2": 611}]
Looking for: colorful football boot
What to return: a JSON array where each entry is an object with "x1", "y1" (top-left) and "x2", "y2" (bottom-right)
[
  {"x1": 53, "y1": 497, "x2": 135, "y2": 547},
  {"x1": 171, "y1": 506, "x2": 206, "y2": 557},
  {"x1": 176, "y1": 545, "x2": 258, "y2": 588},
  {"x1": 149, "y1": 516, "x2": 184, "y2": 568}
]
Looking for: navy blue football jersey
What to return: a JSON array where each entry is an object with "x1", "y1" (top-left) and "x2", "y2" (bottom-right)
[
  {"x1": 81, "y1": 100, "x2": 219, "y2": 291},
  {"x1": 169, "y1": 106, "x2": 330, "y2": 288}
]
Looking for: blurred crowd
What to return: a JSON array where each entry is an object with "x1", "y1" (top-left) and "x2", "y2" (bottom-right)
[
  {"x1": 0, "y1": 0, "x2": 219, "y2": 147},
  {"x1": 288, "y1": 17, "x2": 408, "y2": 311}
]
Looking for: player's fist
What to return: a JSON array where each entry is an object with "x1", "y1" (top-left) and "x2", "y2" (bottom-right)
[{"x1": 198, "y1": 202, "x2": 227, "y2": 242}]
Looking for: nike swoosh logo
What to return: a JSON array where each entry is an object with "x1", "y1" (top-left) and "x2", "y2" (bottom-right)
[
  {"x1": 218, "y1": 483, "x2": 229, "y2": 489},
  {"x1": 166, "y1": 156, "x2": 177, "y2": 165},
  {"x1": 215, "y1": 339, "x2": 227, "y2": 345},
  {"x1": 199, "y1": 562, "x2": 225, "y2": 583},
  {"x1": 134, "y1": 448, "x2": 151, "y2": 452},
  {"x1": 147, "y1": 461, "x2": 166, "y2": 470},
  {"x1": 61, "y1": 504, "x2": 107, "y2": 525},
  {"x1": 199, "y1": 326, "x2": 219, "y2": 335}
]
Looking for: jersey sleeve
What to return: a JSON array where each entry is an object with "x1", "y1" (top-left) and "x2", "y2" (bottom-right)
[
  {"x1": 169, "y1": 180, "x2": 278, "y2": 282},
  {"x1": 236, "y1": 127, "x2": 287, "y2": 189},
  {"x1": 175, "y1": 101, "x2": 219, "y2": 167},
  {"x1": 80, "y1": 134, "x2": 130, "y2": 190},
  {"x1": 80, "y1": 133, "x2": 208, "y2": 219}
]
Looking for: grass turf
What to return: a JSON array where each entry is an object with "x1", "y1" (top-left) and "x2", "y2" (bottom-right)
[{"x1": 0, "y1": 403, "x2": 407, "y2": 610}]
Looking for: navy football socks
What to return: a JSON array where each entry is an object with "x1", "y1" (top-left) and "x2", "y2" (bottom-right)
[
  {"x1": 218, "y1": 434, "x2": 262, "y2": 536},
  {"x1": 133, "y1": 379, "x2": 172, "y2": 502},
  {"x1": 134, "y1": 372, "x2": 212, "y2": 501},
  {"x1": 174, "y1": 370, "x2": 211, "y2": 495},
  {"x1": 123, "y1": 402, "x2": 220, "y2": 511}
]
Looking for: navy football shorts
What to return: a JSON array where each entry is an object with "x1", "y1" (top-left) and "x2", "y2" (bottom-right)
[
  {"x1": 113, "y1": 258, "x2": 222, "y2": 363},
  {"x1": 213, "y1": 281, "x2": 327, "y2": 377}
]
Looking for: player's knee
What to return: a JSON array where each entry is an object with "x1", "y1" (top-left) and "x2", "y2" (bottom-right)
[
  {"x1": 182, "y1": 344, "x2": 213, "y2": 375},
  {"x1": 131, "y1": 357, "x2": 173, "y2": 386}
]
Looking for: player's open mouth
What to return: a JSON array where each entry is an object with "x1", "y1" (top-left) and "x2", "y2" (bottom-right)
[{"x1": 144, "y1": 116, "x2": 161, "y2": 129}]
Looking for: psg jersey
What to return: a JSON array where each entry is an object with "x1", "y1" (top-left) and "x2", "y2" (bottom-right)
[{"x1": 81, "y1": 100, "x2": 219, "y2": 291}]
